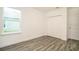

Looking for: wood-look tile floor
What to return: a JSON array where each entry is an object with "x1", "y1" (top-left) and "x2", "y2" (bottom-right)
[
  {"x1": 65, "y1": 39, "x2": 79, "y2": 51},
  {"x1": 0, "y1": 36, "x2": 79, "y2": 51}
]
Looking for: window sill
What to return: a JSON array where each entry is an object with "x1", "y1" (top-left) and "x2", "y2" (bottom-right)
[{"x1": 1, "y1": 31, "x2": 21, "y2": 35}]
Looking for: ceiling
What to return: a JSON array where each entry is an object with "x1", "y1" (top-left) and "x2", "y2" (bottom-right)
[{"x1": 34, "y1": 7, "x2": 57, "y2": 12}]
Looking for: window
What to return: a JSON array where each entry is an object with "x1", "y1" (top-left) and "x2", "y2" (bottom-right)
[{"x1": 2, "y1": 8, "x2": 21, "y2": 34}]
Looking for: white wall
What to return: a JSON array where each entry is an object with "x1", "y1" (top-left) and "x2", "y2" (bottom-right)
[
  {"x1": 0, "y1": 7, "x2": 46, "y2": 48},
  {"x1": 0, "y1": 7, "x2": 67, "y2": 48},
  {"x1": 46, "y1": 8, "x2": 67, "y2": 40},
  {"x1": 68, "y1": 8, "x2": 79, "y2": 40}
]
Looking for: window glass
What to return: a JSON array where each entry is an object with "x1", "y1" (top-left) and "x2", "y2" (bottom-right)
[{"x1": 2, "y1": 8, "x2": 21, "y2": 34}]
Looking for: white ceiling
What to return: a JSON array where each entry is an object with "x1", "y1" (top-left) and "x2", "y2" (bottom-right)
[{"x1": 34, "y1": 7, "x2": 57, "y2": 12}]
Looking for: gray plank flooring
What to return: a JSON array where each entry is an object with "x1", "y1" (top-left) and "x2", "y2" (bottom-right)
[{"x1": 0, "y1": 36, "x2": 79, "y2": 51}]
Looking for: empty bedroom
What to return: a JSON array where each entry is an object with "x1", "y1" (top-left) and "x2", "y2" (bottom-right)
[{"x1": 0, "y1": 7, "x2": 79, "y2": 51}]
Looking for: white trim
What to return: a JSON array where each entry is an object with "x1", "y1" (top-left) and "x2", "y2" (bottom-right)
[{"x1": 1, "y1": 31, "x2": 22, "y2": 35}]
